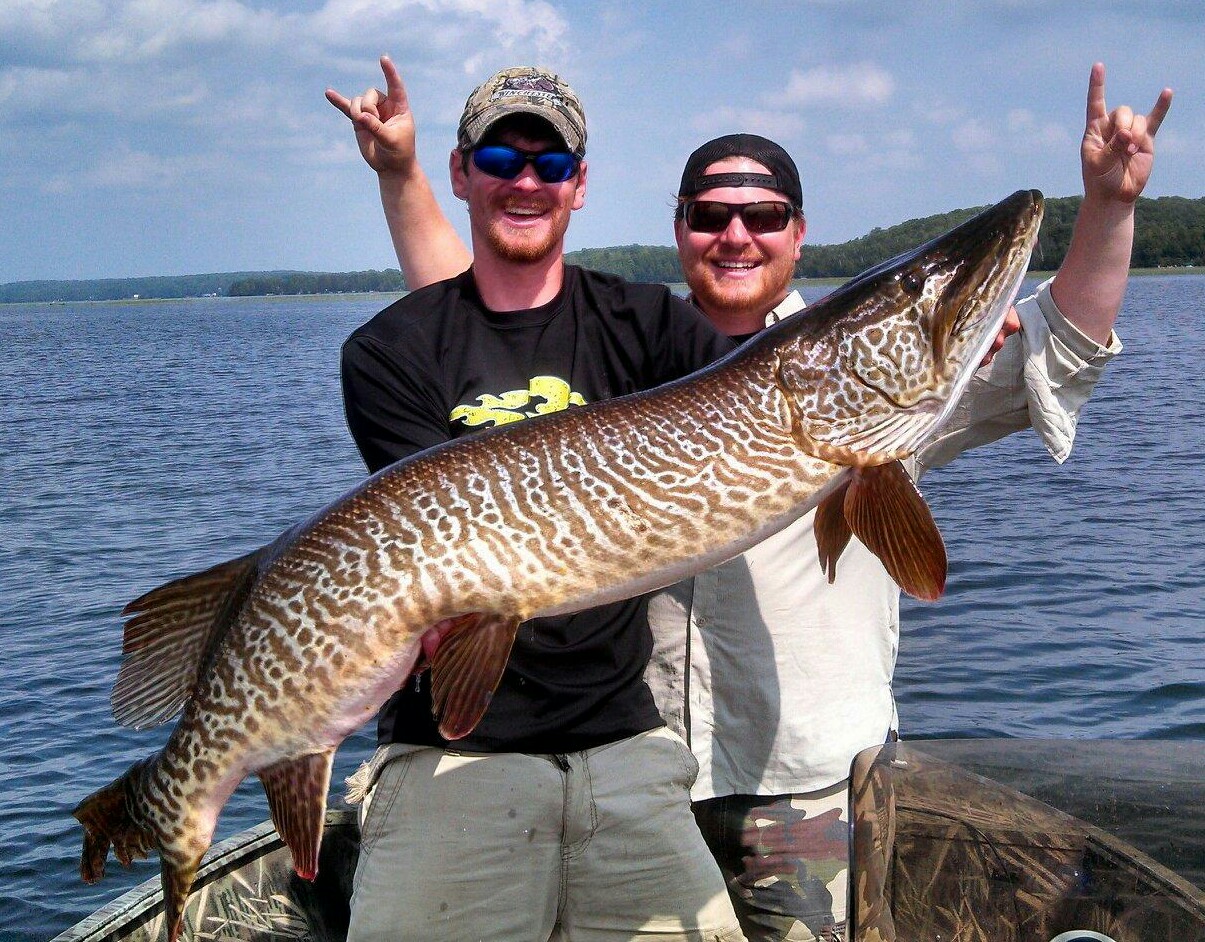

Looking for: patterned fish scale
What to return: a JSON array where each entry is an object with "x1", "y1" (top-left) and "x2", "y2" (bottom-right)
[{"x1": 72, "y1": 189, "x2": 1043, "y2": 942}]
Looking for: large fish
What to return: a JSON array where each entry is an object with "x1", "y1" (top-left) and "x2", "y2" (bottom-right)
[{"x1": 74, "y1": 189, "x2": 1043, "y2": 940}]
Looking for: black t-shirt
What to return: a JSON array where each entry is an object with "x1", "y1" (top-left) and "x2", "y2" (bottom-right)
[{"x1": 341, "y1": 265, "x2": 733, "y2": 753}]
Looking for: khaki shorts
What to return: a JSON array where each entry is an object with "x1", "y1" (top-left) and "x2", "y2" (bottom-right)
[{"x1": 346, "y1": 727, "x2": 746, "y2": 942}]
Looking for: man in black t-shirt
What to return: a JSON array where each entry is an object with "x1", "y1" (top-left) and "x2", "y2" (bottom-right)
[{"x1": 339, "y1": 67, "x2": 746, "y2": 942}]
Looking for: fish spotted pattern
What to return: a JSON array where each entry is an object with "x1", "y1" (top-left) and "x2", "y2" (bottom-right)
[{"x1": 73, "y1": 190, "x2": 1043, "y2": 941}]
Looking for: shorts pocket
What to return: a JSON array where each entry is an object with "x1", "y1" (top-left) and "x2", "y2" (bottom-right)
[
  {"x1": 648, "y1": 726, "x2": 700, "y2": 789},
  {"x1": 356, "y1": 750, "x2": 420, "y2": 861}
]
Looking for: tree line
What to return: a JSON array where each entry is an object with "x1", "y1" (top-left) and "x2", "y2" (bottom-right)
[
  {"x1": 567, "y1": 195, "x2": 1205, "y2": 281},
  {"x1": 227, "y1": 269, "x2": 407, "y2": 297},
  {"x1": 3, "y1": 195, "x2": 1201, "y2": 303}
]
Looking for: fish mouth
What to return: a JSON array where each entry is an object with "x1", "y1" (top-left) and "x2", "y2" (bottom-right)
[
  {"x1": 934, "y1": 189, "x2": 1044, "y2": 366},
  {"x1": 771, "y1": 189, "x2": 1045, "y2": 465}
]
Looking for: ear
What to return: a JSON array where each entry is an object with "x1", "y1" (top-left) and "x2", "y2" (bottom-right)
[
  {"x1": 673, "y1": 216, "x2": 688, "y2": 252},
  {"x1": 450, "y1": 149, "x2": 469, "y2": 201},
  {"x1": 792, "y1": 216, "x2": 807, "y2": 262},
  {"x1": 571, "y1": 159, "x2": 588, "y2": 211}
]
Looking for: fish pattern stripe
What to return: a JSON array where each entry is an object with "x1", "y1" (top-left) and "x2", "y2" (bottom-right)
[{"x1": 72, "y1": 190, "x2": 1043, "y2": 942}]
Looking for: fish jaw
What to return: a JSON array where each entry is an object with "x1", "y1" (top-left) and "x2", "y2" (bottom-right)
[{"x1": 768, "y1": 189, "x2": 1043, "y2": 464}]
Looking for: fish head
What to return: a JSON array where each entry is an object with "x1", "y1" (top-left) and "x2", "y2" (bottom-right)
[{"x1": 776, "y1": 188, "x2": 1043, "y2": 465}]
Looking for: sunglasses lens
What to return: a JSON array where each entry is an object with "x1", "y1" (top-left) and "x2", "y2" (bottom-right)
[
  {"x1": 473, "y1": 146, "x2": 578, "y2": 183},
  {"x1": 533, "y1": 152, "x2": 579, "y2": 183},
  {"x1": 742, "y1": 202, "x2": 792, "y2": 234},
  {"x1": 685, "y1": 201, "x2": 792, "y2": 234},
  {"x1": 473, "y1": 146, "x2": 526, "y2": 179},
  {"x1": 684, "y1": 201, "x2": 732, "y2": 233}
]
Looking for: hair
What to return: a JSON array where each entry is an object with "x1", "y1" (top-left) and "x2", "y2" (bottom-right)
[{"x1": 458, "y1": 113, "x2": 569, "y2": 174}]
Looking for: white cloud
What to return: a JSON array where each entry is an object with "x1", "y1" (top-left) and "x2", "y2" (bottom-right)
[
  {"x1": 689, "y1": 105, "x2": 805, "y2": 140},
  {"x1": 1006, "y1": 107, "x2": 1074, "y2": 150},
  {"x1": 824, "y1": 128, "x2": 920, "y2": 170},
  {"x1": 38, "y1": 143, "x2": 214, "y2": 193},
  {"x1": 309, "y1": 0, "x2": 569, "y2": 60},
  {"x1": 826, "y1": 133, "x2": 867, "y2": 156},
  {"x1": 952, "y1": 117, "x2": 997, "y2": 152},
  {"x1": 776, "y1": 63, "x2": 894, "y2": 107},
  {"x1": 0, "y1": 0, "x2": 575, "y2": 182}
]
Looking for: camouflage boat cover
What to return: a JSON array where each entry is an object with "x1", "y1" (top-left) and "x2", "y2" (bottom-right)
[{"x1": 850, "y1": 742, "x2": 1205, "y2": 942}]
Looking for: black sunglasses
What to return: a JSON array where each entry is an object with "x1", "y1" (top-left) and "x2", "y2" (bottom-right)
[
  {"x1": 683, "y1": 200, "x2": 795, "y2": 235},
  {"x1": 471, "y1": 145, "x2": 581, "y2": 184}
]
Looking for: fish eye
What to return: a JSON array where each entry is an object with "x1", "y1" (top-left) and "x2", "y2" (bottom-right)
[{"x1": 899, "y1": 271, "x2": 925, "y2": 296}]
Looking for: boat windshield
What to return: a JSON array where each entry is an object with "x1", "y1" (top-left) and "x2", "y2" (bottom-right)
[{"x1": 847, "y1": 739, "x2": 1205, "y2": 942}]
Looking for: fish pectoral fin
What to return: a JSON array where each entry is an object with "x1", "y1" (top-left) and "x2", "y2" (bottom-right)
[
  {"x1": 429, "y1": 612, "x2": 522, "y2": 740},
  {"x1": 112, "y1": 547, "x2": 267, "y2": 730},
  {"x1": 844, "y1": 460, "x2": 947, "y2": 601},
  {"x1": 258, "y1": 750, "x2": 334, "y2": 881},
  {"x1": 814, "y1": 479, "x2": 854, "y2": 583}
]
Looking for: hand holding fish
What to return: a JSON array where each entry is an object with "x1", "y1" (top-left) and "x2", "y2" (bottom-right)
[
  {"x1": 325, "y1": 55, "x2": 416, "y2": 175},
  {"x1": 1080, "y1": 61, "x2": 1172, "y2": 206}
]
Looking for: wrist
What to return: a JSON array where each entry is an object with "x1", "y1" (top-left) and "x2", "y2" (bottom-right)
[
  {"x1": 1076, "y1": 191, "x2": 1136, "y2": 229},
  {"x1": 377, "y1": 159, "x2": 421, "y2": 183}
]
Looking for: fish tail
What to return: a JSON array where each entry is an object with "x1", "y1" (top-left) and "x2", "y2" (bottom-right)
[{"x1": 73, "y1": 755, "x2": 204, "y2": 942}]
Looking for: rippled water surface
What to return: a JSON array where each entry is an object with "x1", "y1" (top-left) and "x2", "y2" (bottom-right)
[{"x1": 2, "y1": 278, "x2": 1202, "y2": 939}]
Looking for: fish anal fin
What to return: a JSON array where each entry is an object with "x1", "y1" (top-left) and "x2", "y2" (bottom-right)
[
  {"x1": 429, "y1": 613, "x2": 521, "y2": 740},
  {"x1": 844, "y1": 460, "x2": 947, "y2": 601},
  {"x1": 258, "y1": 750, "x2": 334, "y2": 881},
  {"x1": 112, "y1": 548, "x2": 265, "y2": 730},
  {"x1": 814, "y1": 478, "x2": 854, "y2": 583}
]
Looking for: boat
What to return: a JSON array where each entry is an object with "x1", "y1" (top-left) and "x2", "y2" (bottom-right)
[
  {"x1": 54, "y1": 740, "x2": 1204, "y2": 942},
  {"x1": 52, "y1": 810, "x2": 359, "y2": 942},
  {"x1": 849, "y1": 740, "x2": 1204, "y2": 941}
]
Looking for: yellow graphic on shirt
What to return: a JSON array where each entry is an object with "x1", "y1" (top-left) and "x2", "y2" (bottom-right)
[{"x1": 450, "y1": 375, "x2": 587, "y2": 428}]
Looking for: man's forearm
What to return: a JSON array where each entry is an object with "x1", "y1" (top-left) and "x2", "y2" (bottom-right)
[
  {"x1": 379, "y1": 170, "x2": 472, "y2": 290},
  {"x1": 1048, "y1": 196, "x2": 1134, "y2": 347}
]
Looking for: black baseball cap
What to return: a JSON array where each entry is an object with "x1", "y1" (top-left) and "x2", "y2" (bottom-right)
[{"x1": 677, "y1": 133, "x2": 803, "y2": 211}]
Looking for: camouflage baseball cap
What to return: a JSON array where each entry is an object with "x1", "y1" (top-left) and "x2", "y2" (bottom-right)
[{"x1": 456, "y1": 66, "x2": 587, "y2": 156}]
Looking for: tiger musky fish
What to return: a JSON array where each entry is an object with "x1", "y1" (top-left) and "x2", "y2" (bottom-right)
[{"x1": 73, "y1": 189, "x2": 1043, "y2": 941}]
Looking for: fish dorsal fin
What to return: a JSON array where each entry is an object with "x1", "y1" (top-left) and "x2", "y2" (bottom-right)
[
  {"x1": 843, "y1": 460, "x2": 947, "y2": 601},
  {"x1": 258, "y1": 751, "x2": 334, "y2": 881},
  {"x1": 112, "y1": 549, "x2": 265, "y2": 729},
  {"x1": 429, "y1": 612, "x2": 521, "y2": 740},
  {"x1": 814, "y1": 477, "x2": 854, "y2": 583}
]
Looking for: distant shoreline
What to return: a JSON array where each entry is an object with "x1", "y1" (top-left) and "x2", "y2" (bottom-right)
[
  {"x1": 5, "y1": 192, "x2": 1203, "y2": 304},
  {"x1": 3, "y1": 267, "x2": 1201, "y2": 308}
]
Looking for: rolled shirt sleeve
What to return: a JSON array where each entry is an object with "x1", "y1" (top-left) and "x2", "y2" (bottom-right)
[{"x1": 918, "y1": 277, "x2": 1123, "y2": 473}]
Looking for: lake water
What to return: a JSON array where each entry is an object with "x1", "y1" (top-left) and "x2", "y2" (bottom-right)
[{"x1": 2, "y1": 277, "x2": 1202, "y2": 939}]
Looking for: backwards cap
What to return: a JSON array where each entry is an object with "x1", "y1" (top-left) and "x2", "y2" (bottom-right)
[
  {"x1": 457, "y1": 66, "x2": 587, "y2": 156},
  {"x1": 677, "y1": 133, "x2": 803, "y2": 211}
]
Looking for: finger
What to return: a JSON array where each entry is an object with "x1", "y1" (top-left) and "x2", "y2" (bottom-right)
[
  {"x1": 979, "y1": 334, "x2": 1004, "y2": 367},
  {"x1": 325, "y1": 88, "x2": 353, "y2": 118},
  {"x1": 380, "y1": 55, "x2": 411, "y2": 111},
  {"x1": 356, "y1": 110, "x2": 387, "y2": 139},
  {"x1": 1146, "y1": 86, "x2": 1173, "y2": 136},
  {"x1": 1106, "y1": 104, "x2": 1135, "y2": 155},
  {"x1": 361, "y1": 87, "x2": 384, "y2": 119},
  {"x1": 1085, "y1": 61, "x2": 1107, "y2": 125}
]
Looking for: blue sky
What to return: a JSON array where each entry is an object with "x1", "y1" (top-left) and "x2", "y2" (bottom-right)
[{"x1": 1, "y1": 0, "x2": 1200, "y2": 282}]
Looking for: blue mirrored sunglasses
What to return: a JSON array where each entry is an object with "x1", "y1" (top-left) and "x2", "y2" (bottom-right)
[{"x1": 471, "y1": 145, "x2": 581, "y2": 184}]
